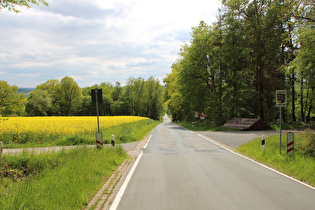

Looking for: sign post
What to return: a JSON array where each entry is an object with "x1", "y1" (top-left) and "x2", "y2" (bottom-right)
[
  {"x1": 194, "y1": 111, "x2": 199, "y2": 119},
  {"x1": 200, "y1": 112, "x2": 205, "y2": 121},
  {"x1": 92, "y1": 88, "x2": 103, "y2": 148},
  {"x1": 276, "y1": 90, "x2": 287, "y2": 154}
]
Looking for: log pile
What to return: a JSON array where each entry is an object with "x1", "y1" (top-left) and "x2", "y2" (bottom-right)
[{"x1": 223, "y1": 118, "x2": 270, "y2": 131}]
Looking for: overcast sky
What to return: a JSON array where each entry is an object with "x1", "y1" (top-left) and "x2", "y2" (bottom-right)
[{"x1": 0, "y1": 0, "x2": 222, "y2": 88}]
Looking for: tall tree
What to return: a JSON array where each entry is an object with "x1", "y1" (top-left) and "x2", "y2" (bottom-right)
[
  {"x1": 164, "y1": 63, "x2": 184, "y2": 121},
  {"x1": 292, "y1": 28, "x2": 315, "y2": 122},
  {"x1": 26, "y1": 89, "x2": 52, "y2": 116},
  {"x1": 143, "y1": 76, "x2": 164, "y2": 120},
  {"x1": 0, "y1": 81, "x2": 26, "y2": 116},
  {"x1": 57, "y1": 76, "x2": 83, "y2": 116},
  {"x1": 36, "y1": 79, "x2": 61, "y2": 115}
]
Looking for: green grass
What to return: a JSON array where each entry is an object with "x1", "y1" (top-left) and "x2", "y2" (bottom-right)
[
  {"x1": 0, "y1": 146, "x2": 127, "y2": 209},
  {"x1": 175, "y1": 121, "x2": 239, "y2": 131},
  {"x1": 269, "y1": 122, "x2": 307, "y2": 130},
  {"x1": 4, "y1": 119, "x2": 161, "y2": 148},
  {"x1": 237, "y1": 131, "x2": 315, "y2": 187}
]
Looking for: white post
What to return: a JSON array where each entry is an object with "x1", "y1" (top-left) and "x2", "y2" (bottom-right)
[
  {"x1": 287, "y1": 132, "x2": 294, "y2": 157},
  {"x1": 111, "y1": 135, "x2": 115, "y2": 146}
]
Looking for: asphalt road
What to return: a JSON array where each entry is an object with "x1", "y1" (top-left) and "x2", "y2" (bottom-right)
[{"x1": 111, "y1": 116, "x2": 315, "y2": 210}]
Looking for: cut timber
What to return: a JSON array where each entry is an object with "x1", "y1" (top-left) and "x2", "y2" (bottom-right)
[{"x1": 223, "y1": 118, "x2": 270, "y2": 131}]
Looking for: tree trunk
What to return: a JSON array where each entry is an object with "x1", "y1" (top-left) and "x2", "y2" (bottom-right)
[
  {"x1": 300, "y1": 78, "x2": 305, "y2": 122},
  {"x1": 306, "y1": 87, "x2": 314, "y2": 123},
  {"x1": 291, "y1": 72, "x2": 296, "y2": 122}
]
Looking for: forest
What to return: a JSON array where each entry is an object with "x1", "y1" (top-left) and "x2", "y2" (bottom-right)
[
  {"x1": 164, "y1": 0, "x2": 314, "y2": 125},
  {"x1": 0, "y1": 76, "x2": 164, "y2": 120}
]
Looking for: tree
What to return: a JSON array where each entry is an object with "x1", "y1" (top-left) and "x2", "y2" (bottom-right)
[
  {"x1": 164, "y1": 63, "x2": 184, "y2": 121},
  {"x1": 143, "y1": 76, "x2": 164, "y2": 120},
  {"x1": 0, "y1": 0, "x2": 48, "y2": 13},
  {"x1": 0, "y1": 80, "x2": 26, "y2": 116},
  {"x1": 57, "y1": 76, "x2": 83, "y2": 116},
  {"x1": 26, "y1": 89, "x2": 52, "y2": 116},
  {"x1": 36, "y1": 79, "x2": 61, "y2": 115},
  {"x1": 292, "y1": 29, "x2": 315, "y2": 122}
]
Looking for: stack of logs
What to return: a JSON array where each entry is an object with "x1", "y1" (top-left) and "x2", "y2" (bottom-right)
[{"x1": 223, "y1": 118, "x2": 270, "y2": 131}]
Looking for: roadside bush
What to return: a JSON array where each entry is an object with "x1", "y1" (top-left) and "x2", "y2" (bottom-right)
[{"x1": 296, "y1": 129, "x2": 315, "y2": 158}]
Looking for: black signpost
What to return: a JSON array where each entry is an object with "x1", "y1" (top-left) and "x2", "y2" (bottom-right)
[{"x1": 92, "y1": 88, "x2": 103, "y2": 148}]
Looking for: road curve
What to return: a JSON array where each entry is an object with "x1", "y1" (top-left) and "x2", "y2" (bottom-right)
[{"x1": 111, "y1": 116, "x2": 315, "y2": 210}]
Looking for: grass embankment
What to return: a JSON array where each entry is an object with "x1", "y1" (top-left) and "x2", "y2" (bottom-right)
[
  {"x1": 0, "y1": 146, "x2": 126, "y2": 209},
  {"x1": 3, "y1": 119, "x2": 160, "y2": 148},
  {"x1": 237, "y1": 130, "x2": 315, "y2": 187}
]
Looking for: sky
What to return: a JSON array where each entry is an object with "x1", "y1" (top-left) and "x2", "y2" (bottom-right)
[{"x1": 0, "y1": 0, "x2": 222, "y2": 88}]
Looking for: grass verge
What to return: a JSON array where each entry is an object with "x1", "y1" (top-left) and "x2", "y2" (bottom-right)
[
  {"x1": 175, "y1": 121, "x2": 238, "y2": 131},
  {"x1": 0, "y1": 146, "x2": 127, "y2": 209},
  {"x1": 237, "y1": 130, "x2": 315, "y2": 187}
]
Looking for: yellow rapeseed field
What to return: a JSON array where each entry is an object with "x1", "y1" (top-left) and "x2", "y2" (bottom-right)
[{"x1": 0, "y1": 116, "x2": 148, "y2": 144}]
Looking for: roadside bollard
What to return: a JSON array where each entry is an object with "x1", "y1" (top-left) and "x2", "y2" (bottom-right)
[
  {"x1": 192, "y1": 122, "x2": 194, "y2": 127},
  {"x1": 262, "y1": 135, "x2": 265, "y2": 152},
  {"x1": 111, "y1": 135, "x2": 115, "y2": 146}
]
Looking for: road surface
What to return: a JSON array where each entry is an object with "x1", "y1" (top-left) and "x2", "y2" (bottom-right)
[{"x1": 110, "y1": 116, "x2": 315, "y2": 210}]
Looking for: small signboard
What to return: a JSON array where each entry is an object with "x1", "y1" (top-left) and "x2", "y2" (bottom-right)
[
  {"x1": 276, "y1": 90, "x2": 287, "y2": 107},
  {"x1": 195, "y1": 111, "x2": 199, "y2": 118},
  {"x1": 200, "y1": 112, "x2": 205, "y2": 120},
  {"x1": 91, "y1": 88, "x2": 103, "y2": 104}
]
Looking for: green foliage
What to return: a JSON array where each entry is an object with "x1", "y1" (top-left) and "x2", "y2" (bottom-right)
[
  {"x1": 0, "y1": 0, "x2": 48, "y2": 13},
  {"x1": 24, "y1": 75, "x2": 164, "y2": 119},
  {"x1": 0, "y1": 81, "x2": 27, "y2": 116},
  {"x1": 26, "y1": 89, "x2": 52, "y2": 116},
  {"x1": 0, "y1": 146, "x2": 126, "y2": 209},
  {"x1": 57, "y1": 77, "x2": 83, "y2": 116},
  {"x1": 296, "y1": 129, "x2": 315, "y2": 156},
  {"x1": 165, "y1": 0, "x2": 314, "y2": 125},
  {"x1": 55, "y1": 134, "x2": 93, "y2": 146},
  {"x1": 123, "y1": 77, "x2": 164, "y2": 120},
  {"x1": 237, "y1": 131, "x2": 315, "y2": 186}
]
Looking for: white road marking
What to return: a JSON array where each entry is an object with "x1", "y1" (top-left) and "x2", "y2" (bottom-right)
[
  {"x1": 143, "y1": 134, "x2": 152, "y2": 149},
  {"x1": 109, "y1": 151, "x2": 144, "y2": 210}
]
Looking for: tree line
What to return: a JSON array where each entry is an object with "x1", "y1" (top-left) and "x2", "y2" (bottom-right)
[
  {"x1": 164, "y1": 0, "x2": 314, "y2": 125},
  {"x1": 0, "y1": 76, "x2": 164, "y2": 120}
]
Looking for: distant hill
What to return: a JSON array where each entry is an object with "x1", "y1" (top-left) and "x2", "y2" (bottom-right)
[{"x1": 18, "y1": 88, "x2": 35, "y2": 97}]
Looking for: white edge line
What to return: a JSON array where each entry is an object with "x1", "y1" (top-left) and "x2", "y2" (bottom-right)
[
  {"x1": 143, "y1": 134, "x2": 152, "y2": 149},
  {"x1": 109, "y1": 151, "x2": 144, "y2": 210},
  {"x1": 110, "y1": 131, "x2": 153, "y2": 209},
  {"x1": 195, "y1": 132, "x2": 315, "y2": 190}
]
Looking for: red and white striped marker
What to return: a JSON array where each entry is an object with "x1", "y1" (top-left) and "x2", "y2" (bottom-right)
[
  {"x1": 96, "y1": 132, "x2": 103, "y2": 149},
  {"x1": 287, "y1": 132, "x2": 294, "y2": 156}
]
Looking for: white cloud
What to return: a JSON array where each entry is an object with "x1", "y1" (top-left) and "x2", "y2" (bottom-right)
[{"x1": 0, "y1": 0, "x2": 221, "y2": 88}]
